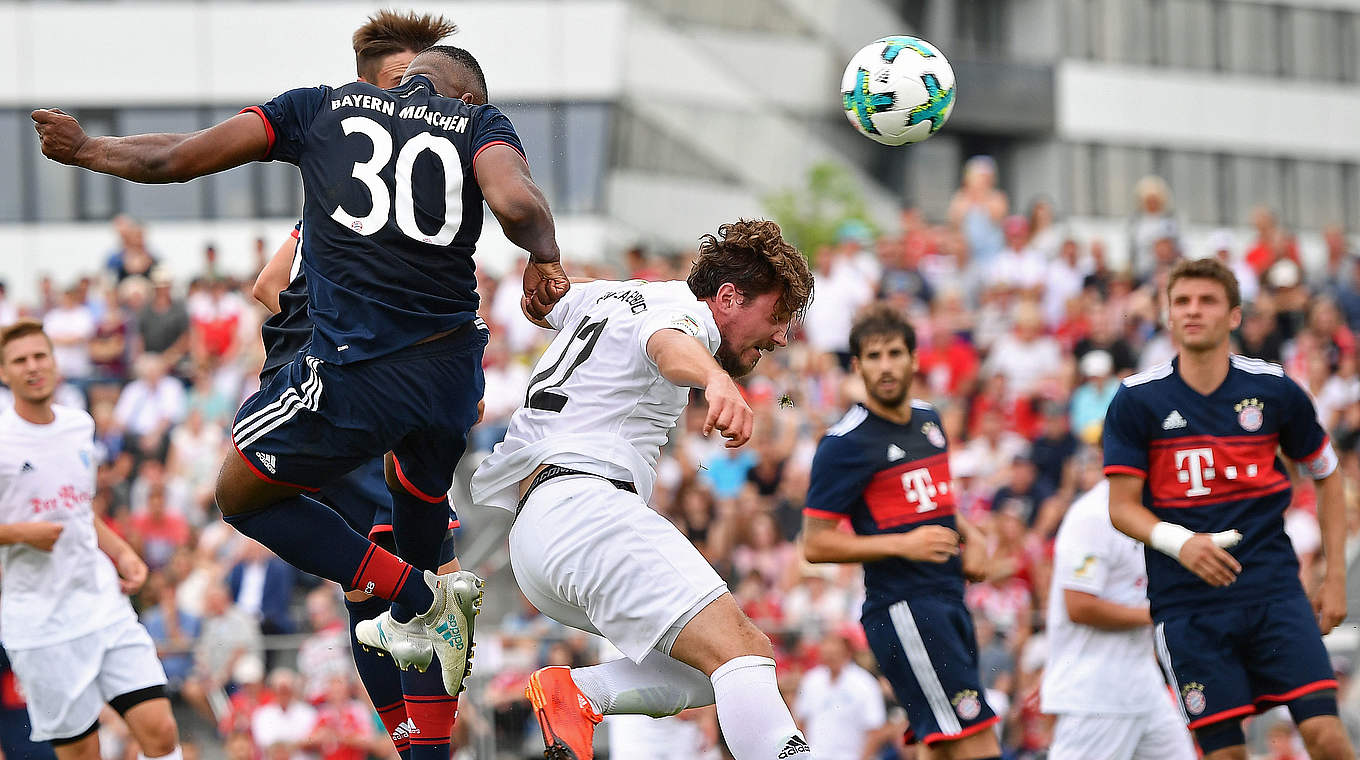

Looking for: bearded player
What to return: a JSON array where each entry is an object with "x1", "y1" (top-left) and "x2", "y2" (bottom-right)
[
  {"x1": 802, "y1": 304, "x2": 999, "y2": 760},
  {"x1": 470, "y1": 219, "x2": 818, "y2": 760}
]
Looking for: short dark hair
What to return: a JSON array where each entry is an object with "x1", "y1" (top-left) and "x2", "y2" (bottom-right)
[
  {"x1": 352, "y1": 10, "x2": 459, "y2": 83},
  {"x1": 848, "y1": 304, "x2": 917, "y2": 358},
  {"x1": 1167, "y1": 257, "x2": 1241, "y2": 310},
  {"x1": 423, "y1": 45, "x2": 490, "y2": 102},
  {"x1": 0, "y1": 319, "x2": 51, "y2": 359},
  {"x1": 686, "y1": 219, "x2": 813, "y2": 322}
]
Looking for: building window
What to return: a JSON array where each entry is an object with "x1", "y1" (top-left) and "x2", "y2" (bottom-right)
[
  {"x1": 119, "y1": 109, "x2": 205, "y2": 220},
  {"x1": 1164, "y1": 0, "x2": 1215, "y2": 70},
  {"x1": 0, "y1": 112, "x2": 25, "y2": 223},
  {"x1": 1224, "y1": 3, "x2": 1281, "y2": 78}
]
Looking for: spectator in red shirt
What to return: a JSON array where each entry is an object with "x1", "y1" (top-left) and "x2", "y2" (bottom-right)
[
  {"x1": 129, "y1": 483, "x2": 190, "y2": 571},
  {"x1": 305, "y1": 676, "x2": 375, "y2": 760}
]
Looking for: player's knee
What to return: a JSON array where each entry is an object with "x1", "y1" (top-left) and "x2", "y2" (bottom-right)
[
  {"x1": 139, "y1": 716, "x2": 179, "y2": 757},
  {"x1": 733, "y1": 616, "x2": 774, "y2": 658},
  {"x1": 1298, "y1": 714, "x2": 1353, "y2": 760}
]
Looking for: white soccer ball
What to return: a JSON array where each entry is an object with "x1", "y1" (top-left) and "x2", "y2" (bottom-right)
[{"x1": 840, "y1": 35, "x2": 956, "y2": 146}]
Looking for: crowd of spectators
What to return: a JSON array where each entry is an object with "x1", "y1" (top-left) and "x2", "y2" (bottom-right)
[{"x1": 3, "y1": 155, "x2": 1360, "y2": 760}]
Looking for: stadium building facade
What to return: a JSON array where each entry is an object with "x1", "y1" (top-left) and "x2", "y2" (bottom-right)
[{"x1": 1, "y1": 0, "x2": 1358, "y2": 296}]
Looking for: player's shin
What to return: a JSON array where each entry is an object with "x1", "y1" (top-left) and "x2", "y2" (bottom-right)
[
  {"x1": 388, "y1": 489, "x2": 451, "y2": 623},
  {"x1": 710, "y1": 656, "x2": 813, "y2": 759},
  {"x1": 570, "y1": 651, "x2": 715, "y2": 717},
  {"x1": 400, "y1": 664, "x2": 459, "y2": 760},
  {"x1": 345, "y1": 596, "x2": 411, "y2": 760},
  {"x1": 221, "y1": 496, "x2": 433, "y2": 613}
]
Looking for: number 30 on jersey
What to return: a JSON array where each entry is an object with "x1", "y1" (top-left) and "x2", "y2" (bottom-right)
[{"x1": 331, "y1": 116, "x2": 463, "y2": 245}]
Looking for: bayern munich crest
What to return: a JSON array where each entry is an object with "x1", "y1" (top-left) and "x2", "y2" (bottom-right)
[
  {"x1": 922, "y1": 421, "x2": 946, "y2": 448},
  {"x1": 1182, "y1": 682, "x2": 1207, "y2": 716},
  {"x1": 952, "y1": 689, "x2": 981, "y2": 720},
  {"x1": 1235, "y1": 398, "x2": 1264, "y2": 432}
]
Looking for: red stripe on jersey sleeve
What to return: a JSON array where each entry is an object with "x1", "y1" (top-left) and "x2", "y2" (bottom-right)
[
  {"x1": 239, "y1": 106, "x2": 276, "y2": 155},
  {"x1": 803, "y1": 508, "x2": 847, "y2": 522},
  {"x1": 1104, "y1": 465, "x2": 1146, "y2": 479},
  {"x1": 472, "y1": 140, "x2": 528, "y2": 185}
]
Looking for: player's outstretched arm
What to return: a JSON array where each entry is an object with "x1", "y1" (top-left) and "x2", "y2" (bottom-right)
[
  {"x1": 647, "y1": 328, "x2": 752, "y2": 447},
  {"x1": 253, "y1": 235, "x2": 299, "y2": 314},
  {"x1": 1109, "y1": 473, "x2": 1241, "y2": 587},
  {"x1": 801, "y1": 514, "x2": 959, "y2": 564},
  {"x1": 32, "y1": 109, "x2": 269, "y2": 184},
  {"x1": 1311, "y1": 471, "x2": 1348, "y2": 633}
]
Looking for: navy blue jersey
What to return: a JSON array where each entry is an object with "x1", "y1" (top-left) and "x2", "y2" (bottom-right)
[
  {"x1": 259, "y1": 222, "x2": 310, "y2": 382},
  {"x1": 806, "y1": 402, "x2": 963, "y2": 612},
  {"x1": 245, "y1": 75, "x2": 525, "y2": 363},
  {"x1": 1103, "y1": 354, "x2": 1337, "y2": 619}
]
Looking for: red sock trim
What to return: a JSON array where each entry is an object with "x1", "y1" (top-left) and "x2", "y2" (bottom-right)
[
  {"x1": 405, "y1": 697, "x2": 458, "y2": 745},
  {"x1": 350, "y1": 543, "x2": 414, "y2": 600},
  {"x1": 375, "y1": 700, "x2": 410, "y2": 753}
]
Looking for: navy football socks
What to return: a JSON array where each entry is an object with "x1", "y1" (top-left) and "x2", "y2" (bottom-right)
[
  {"x1": 222, "y1": 495, "x2": 433, "y2": 614},
  {"x1": 388, "y1": 487, "x2": 452, "y2": 624},
  {"x1": 345, "y1": 597, "x2": 411, "y2": 760},
  {"x1": 401, "y1": 665, "x2": 459, "y2": 760}
]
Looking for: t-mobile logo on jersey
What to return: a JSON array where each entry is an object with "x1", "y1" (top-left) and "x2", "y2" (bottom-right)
[
  {"x1": 1175, "y1": 448, "x2": 1215, "y2": 497},
  {"x1": 900, "y1": 468, "x2": 947, "y2": 513}
]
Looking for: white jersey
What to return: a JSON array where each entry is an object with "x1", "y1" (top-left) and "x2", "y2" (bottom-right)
[
  {"x1": 1041, "y1": 480, "x2": 1165, "y2": 715},
  {"x1": 472, "y1": 280, "x2": 720, "y2": 510},
  {"x1": 0, "y1": 406, "x2": 135, "y2": 650}
]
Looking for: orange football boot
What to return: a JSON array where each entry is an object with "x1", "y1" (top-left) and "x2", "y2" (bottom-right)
[{"x1": 525, "y1": 666, "x2": 602, "y2": 760}]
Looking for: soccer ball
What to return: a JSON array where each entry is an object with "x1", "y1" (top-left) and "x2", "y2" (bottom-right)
[{"x1": 840, "y1": 35, "x2": 956, "y2": 146}]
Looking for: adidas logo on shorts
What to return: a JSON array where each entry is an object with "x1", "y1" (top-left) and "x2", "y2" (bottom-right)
[
  {"x1": 255, "y1": 452, "x2": 277, "y2": 474},
  {"x1": 777, "y1": 736, "x2": 811, "y2": 757}
]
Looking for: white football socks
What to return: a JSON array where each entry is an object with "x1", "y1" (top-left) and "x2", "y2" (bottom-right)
[
  {"x1": 711, "y1": 656, "x2": 812, "y2": 759},
  {"x1": 139, "y1": 746, "x2": 182, "y2": 760},
  {"x1": 571, "y1": 651, "x2": 715, "y2": 717}
]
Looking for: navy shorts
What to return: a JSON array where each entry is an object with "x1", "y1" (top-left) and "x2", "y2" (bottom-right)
[
  {"x1": 233, "y1": 323, "x2": 487, "y2": 501},
  {"x1": 862, "y1": 596, "x2": 999, "y2": 746},
  {"x1": 1154, "y1": 594, "x2": 1338, "y2": 731},
  {"x1": 318, "y1": 458, "x2": 459, "y2": 547}
]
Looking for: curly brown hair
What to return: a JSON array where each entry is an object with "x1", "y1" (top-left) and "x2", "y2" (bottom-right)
[
  {"x1": 352, "y1": 10, "x2": 459, "y2": 83},
  {"x1": 686, "y1": 219, "x2": 813, "y2": 322}
]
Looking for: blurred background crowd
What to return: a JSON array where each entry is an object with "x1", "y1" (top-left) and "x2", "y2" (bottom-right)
[{"x1": 2, "y1": 162, "x2": 1359, "y2": 760}]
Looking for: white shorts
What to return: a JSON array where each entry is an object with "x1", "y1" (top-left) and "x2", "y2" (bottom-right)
[
  {"x1": 1049, "y1": 692, "x2": 1196, "y2": 760},
  {"x1": 509, "y1": 475, "x2": 728, "y2": 662},
  {"x1": 8, "y1": 616, "x2": 168, "y2": 742}
]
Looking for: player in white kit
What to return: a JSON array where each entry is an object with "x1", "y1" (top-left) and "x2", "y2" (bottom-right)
[
  {"x1": 470, "y1": 220, "x2": 816, "y2": 760},
  {"x1": 0, "y1": 320, "x2": 181, "y2": 760},
  {"x1": 1041, "y1": 476, "x2": 1196, "y2": 760}
]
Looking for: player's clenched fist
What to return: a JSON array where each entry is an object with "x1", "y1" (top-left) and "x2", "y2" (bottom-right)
[
  {"x1": 703, "y1": 373, "x2": 753, "y2": 449},
  {"x1": 522, "y1": 260, "x2": 570, "y2": 322},
  {"x1": 1177, "y1": 533, "x2": 1241, "y2": 587},
  {"x1": 31, "y1": 109, "x2": 88, "y2": 166},
  {"x1": 896, "y1": 525, "x2": 960, "y2": 564}
]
